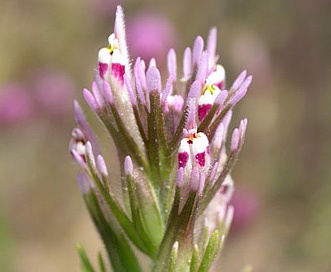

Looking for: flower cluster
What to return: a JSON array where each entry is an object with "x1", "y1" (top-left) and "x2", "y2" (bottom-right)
[{"x1": 70, "y1": 6, "x2": 252, "y2": 272}]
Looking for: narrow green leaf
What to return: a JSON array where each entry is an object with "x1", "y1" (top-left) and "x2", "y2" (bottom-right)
[
  {"x1": 98, "y1": 112, "x2": 133, "y2": 162},
  {"x1": 86, "y1": 156, "x2": 151, "y2": 255},
  {"x1": 155, "y1": 190, "x2": 198, "y2": 272},
  {"x1": 150, "y1": 91, "x2": 174, "y2": 189},
  {"x1": 136, "y1": 180, "x2": 165, "y2": 249},
  {"x1": 168, "y1": 241, "x2": 179, "y2": 272},
  {"x1": 98, "y1": 252, "x2": 106, "y2": 272},
  {"x1": 98, "y1": 106, "x2": 148, "y2": 170},
  {"x1": 147, "y1": 99, "x2": 160, "y2": 187},
  {"x1": 198, "y1": 151, "x2": 238, "y2": 216},
  {"x1": 201, "y1": 225, "x2": 210, "y2": 253},
  {"x1": 150, "y1": 91, "x2": 167, "y2": 147},
  {"x1": 126, "y1": 174, "x2": 158, "y2": 256},
  {"x1": 133, "y1": 106, "x2": 148, "y2": 145},
  {"x1": 147, "y1": 91, "x2": 171, "y2": 189},
  {"x1": 109, "y1": 105, "x2": 148, "y2": 168},
  {"x1": 84, "y1": 190, "x2": 143, "y2": 272},
  {"x1": 206, "y1": 104, "x2": 231, "y2": 141},
  {"x1": 153, "y1": 189, "x2": 181, "y2": 271},
  {"x1": 169, "y1": 103, "x2": 190, "y2": 151},
  {"x1": 190, "y1": 244, "x2": 199, "y2": 272},
  {"x1": 177, "y1": 191, "x2": 199, "y2": 242},
  {"x1": 198, "y1": 102, "x2": 220, "y2": 132},
  {"x1": 198, "y1": 231, "x2": 220, "y2": 272},
  {"x1": 77, "y1": 244, "x2": 96, "y2": 272}
]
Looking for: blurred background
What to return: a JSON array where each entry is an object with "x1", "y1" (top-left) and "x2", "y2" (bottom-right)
[{"x1": 1, "y1": 0, "x2": 331, "y2": 271}]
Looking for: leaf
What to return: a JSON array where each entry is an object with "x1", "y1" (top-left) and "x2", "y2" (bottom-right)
[
  {"x1": 198, "y1": 231, "x2": 221, "y2": 272},
  {"x1": 190, "y1": 245, "x2": 199, "y2": 272},
  {"x1": 98, "y1": 252, "x2": 106, "y2": 272},
  {"x1": 77, "y1": 244, "x2": 96, "y2": 272},
  {"x1": 84, "y1": 190, "x2": 143, "y2": 272}
]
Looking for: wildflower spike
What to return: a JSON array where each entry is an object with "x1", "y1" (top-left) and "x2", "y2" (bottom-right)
[{"x1": 71, "y1": 6, "x2": 252, "y2": 272}]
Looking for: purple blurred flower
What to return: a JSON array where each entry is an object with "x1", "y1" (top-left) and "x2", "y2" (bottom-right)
[
  {"x1": 127, "y1": 13, "x2": 177, "y2": 64},
  {"x1": 230, "y1": 189, "x2": 260, "y2": 230},
  {"x1": 0, "y1": 83, "x2": 34, "y2": 126},
  {"x1": 31, "y1": 69, "x2": 75, "y2": 119}
]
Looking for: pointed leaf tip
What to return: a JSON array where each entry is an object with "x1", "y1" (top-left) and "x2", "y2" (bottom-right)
[
  {"x1": 124, "y1": 156, "x2": 133, "y2": 176},
  {"x1": 193, "y1": 36, "x2": 204, "y2": 65},
  {"x1": 97, "y1": 155, "x2": 108, "y2": 176},
  {"x1": 146, "y1": 66, "x2": 161, "y2": 93}
]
